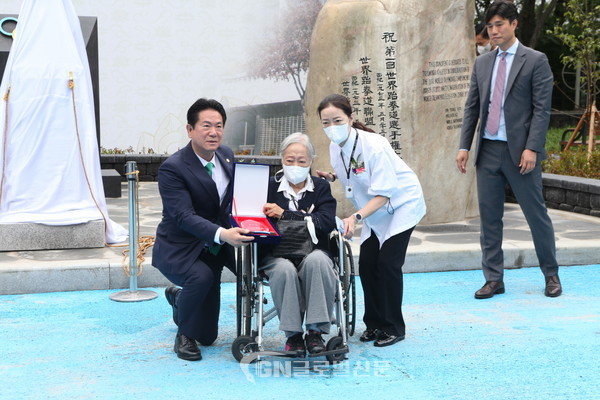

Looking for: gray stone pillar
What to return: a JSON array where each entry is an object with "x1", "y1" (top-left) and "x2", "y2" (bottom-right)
[{"x1": 305, "y1": 0, "x2": 478, "y2": 224}]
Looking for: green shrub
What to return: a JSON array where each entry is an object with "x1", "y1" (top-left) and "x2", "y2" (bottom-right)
[
  {"x1": 545, "y1": 127, "x2": 566, "y2": 153},
  {"x1": 543, "y1": 147, "x2": 600, "y2": 179},
  {"x1": 100, "y1": 146, "x2": 159, "y2": 154}
]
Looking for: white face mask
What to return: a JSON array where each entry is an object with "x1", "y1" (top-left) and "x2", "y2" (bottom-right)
[
  {"x1": 323, "y1": 123, "x2": 350, "y2": 145},
  {"x1": 477, "y1": 43, "x2": 492, "y2": 54},
  {"x1": 283, "y1": 165, "x2": 310, "y2": 185}
]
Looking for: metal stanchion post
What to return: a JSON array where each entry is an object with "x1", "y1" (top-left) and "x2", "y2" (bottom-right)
[{"x1": 110, "y1": 161, "x2": 158, "y2": 302}]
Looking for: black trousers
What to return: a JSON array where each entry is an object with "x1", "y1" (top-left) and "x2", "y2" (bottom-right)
[
  {"x1": 162, "y1": 251, "x2": 223, "y2": 345},
  {"x1": 359, "y1": 227, "x2": 414, "y2": 336}
]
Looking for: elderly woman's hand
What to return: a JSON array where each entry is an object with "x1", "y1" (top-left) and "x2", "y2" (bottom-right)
[{"x1": 263, "y1": 203, "x2": 284, "y2": 219}]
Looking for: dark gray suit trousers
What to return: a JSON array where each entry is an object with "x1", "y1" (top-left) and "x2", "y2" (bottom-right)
[{"x1": 476, "y1": 139, "x2": 559, "y2": 281}]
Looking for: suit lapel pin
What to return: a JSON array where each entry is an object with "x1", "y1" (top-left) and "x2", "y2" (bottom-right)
[{"x1": 226, "y1": 158, "x2": 230, "y2": 163}]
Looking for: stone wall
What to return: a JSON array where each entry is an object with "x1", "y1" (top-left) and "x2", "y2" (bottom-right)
[
  {"x1": 100, "y1": 154, "x2": 283, "y2": 181},
  {"x1": 504, "y1": 173, "x2": 600, "y2": 217},
  {"x1": 100, "y1": 155, "x2": 169, "y2": 181},
  {"x1": 541, "y1": 173, "x2": 600, "y2": 217}
]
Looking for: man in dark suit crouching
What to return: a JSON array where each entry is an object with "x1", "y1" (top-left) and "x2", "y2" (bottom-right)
[{"x1": 153, "y1": 98, "x2": 253, "y2": 361}]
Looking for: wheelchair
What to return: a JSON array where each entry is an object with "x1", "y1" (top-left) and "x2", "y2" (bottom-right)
[{"x1": 231, "y1": 221, "x2": 356, "y2": 364}]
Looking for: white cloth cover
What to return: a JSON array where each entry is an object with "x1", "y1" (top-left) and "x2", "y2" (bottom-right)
[{"x1": 0, "y1": 0, "x2": 127, "y2": 243}]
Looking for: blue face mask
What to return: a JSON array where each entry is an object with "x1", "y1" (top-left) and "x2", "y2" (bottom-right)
[
  {"x1": 283, "y1": 165, "x2": 310, "y2": 185},
  {"x1": 324, "y1": 123, "x2": 350, "y2": 145}
]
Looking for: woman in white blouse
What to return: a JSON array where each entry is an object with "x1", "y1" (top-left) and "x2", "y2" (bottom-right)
[{"x1": 316, "y1": 94, "x2": 426, "y2": 347}]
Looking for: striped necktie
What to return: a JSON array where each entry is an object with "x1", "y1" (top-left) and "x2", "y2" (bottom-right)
[{"x1": 485, "y1": 52, "x2": 507, "y2": 136}]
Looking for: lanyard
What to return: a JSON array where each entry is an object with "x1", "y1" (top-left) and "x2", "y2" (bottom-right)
[{"x1": 340, "y1": 130, "x2": 359, "y2": 181}]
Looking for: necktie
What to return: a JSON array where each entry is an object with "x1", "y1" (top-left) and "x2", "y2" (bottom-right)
[
  {"x1": 205, "y1": 161, "x2": 221, "y2": 255},
  {"x1": 205, "y1": 162, "x2": 214, "y2": 177},
  {"x1": 485, "y1": 52, "x2": 507, "y2": 136}
]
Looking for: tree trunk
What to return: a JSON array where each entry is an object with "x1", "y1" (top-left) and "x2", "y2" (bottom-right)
[
  {"x1": 518, "y1": 0, "x2": 561, "y2": 49},
  {"x1": 518, "y1": 0, "x2": 537, "y2": 46}
]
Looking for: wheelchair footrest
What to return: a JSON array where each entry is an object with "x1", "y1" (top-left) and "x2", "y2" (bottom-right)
[
  {"x1": 240, "y1": 349, "x2": 305, "y2": 363},
  {"x1": 307, "y1": 346, "x2": 349, "y2": 358}
]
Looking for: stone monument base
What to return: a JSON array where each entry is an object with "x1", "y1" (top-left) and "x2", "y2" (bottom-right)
[{"x1": 0, "y1": 220, "x2": 105, "y2": 251}]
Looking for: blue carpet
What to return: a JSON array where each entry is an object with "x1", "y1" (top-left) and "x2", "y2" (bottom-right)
[{"x1": 1, "y1": 265, "x2": 599, "y2": 399}]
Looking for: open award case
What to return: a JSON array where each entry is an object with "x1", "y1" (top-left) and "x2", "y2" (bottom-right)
[{"x1": 229, "y1": 163, "x2": 281, "y2": 244}]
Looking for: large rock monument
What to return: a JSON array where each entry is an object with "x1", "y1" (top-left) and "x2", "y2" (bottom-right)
[{"x1": 305, "y1": 0, "x2": 478, "y2": 224}]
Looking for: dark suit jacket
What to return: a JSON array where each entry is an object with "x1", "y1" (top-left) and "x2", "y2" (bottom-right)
[
  {"x1": 459, "y1": 43, "x2": 553, "y2": 166},
  {"x1": 152, "y1": 142, "x2": 235, "y2": 275},
  {"x1": 258, "y1": 176, "x2": 337, "y2": 261}
]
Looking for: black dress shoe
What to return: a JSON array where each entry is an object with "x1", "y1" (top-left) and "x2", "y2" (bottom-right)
[
  {"x1": 174, "y1": 333, "x2": 202, "y2": 361},
  {"x1": 545, "y1": 275, "x2": 562, "y2": 297},
  {"x1": 359, "y1": 328, "x2": 382, "y2": 342},
  {"x1": 165, "y1": 286, "x2": 180, "y2": 325},
  {"x1": 474, "y1": 281, "x2": 505, "y2": 299},
  {"x1": 374, "y1": 332, "x2": 405, "y2": 347}
]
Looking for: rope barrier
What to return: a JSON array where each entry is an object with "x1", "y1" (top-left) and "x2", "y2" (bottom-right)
[
  {"x1": 69, "y1": 72, "x2": 109, "y2": 242},
  {"x1": 69, "y1": 73, "x2": 158, "y2": 265},
  {"x1": 0, "y1": 86, "x2": 10, "y2": 207},
  {"x1": 121, "y1": 235, "x2": 155, "y2": 277},
  {"x1": 69, "y1": 73, "x2": 157, "y2": 268}
]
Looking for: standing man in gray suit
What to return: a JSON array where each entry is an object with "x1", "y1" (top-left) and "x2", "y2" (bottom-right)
[{"x1": 456, "y1": 0, "x2": 562, "y2": 299}]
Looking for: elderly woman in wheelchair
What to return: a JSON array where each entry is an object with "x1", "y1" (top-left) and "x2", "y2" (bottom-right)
[{"x1": 260, "y1": 132, "x2": 338, "y2": 355}]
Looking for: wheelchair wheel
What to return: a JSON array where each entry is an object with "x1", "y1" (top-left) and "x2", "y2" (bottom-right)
[
  {"x1": 343, "y1": 240, "x2": 356, "y2": 336},
  {"x1": 232, "y1": 335, "x2": 258, "y2": 362},
  {"x1": 325, "y1": 335, "x2": 346, "y2": 364}
]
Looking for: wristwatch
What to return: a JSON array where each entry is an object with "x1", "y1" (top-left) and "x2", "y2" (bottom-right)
[{"x1": 353, "y1": 213, "x2": 363, "y2": 222}]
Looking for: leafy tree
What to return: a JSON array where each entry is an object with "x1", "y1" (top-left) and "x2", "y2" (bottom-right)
[
  {"x1": 519, "y1": 0, "x2": 562, "y2": 48},
  {"x1": 475, "y1": 0, "x2": 564, "y2": 49},
  {"x1": 549, "y1": 0, "x2": 599, "y2": 158},
  {"x1": 248, "y1": 0, "x2": 322, "y2": 107},
  {"x1": 550, "y1": 0, "x2": 599, "y2": 113},
  {"x1": 475, "y1": 0, "x2": 495, "y2": 21}
]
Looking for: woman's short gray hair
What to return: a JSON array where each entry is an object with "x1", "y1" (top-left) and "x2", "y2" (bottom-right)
[{"x1": 279, "y1": 132, "x2": 315, "y2": 160}]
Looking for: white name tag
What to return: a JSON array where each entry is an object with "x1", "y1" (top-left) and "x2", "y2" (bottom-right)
[{"x1": 345, "y1": 185, "x2": 354, "y2": 199}]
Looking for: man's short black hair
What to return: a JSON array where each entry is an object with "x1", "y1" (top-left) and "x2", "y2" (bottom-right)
[
  {"x1": 485, "y1": 0, "x2": 518, "y2": 24},
  {"x1": 187, "y1": 98, "x2": 227, "y2": 127}
]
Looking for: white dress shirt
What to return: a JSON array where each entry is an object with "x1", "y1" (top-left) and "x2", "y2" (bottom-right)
[
  {"x1": 198, "y1": 153, "x2": 230, "y2": 244},
  {"x1": 277, "y1": 174, "x2": 315, "y2": 211},
  {"x1": 483, "y1": 39, "x2": 520, "y2": 142}
]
